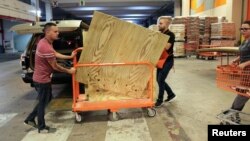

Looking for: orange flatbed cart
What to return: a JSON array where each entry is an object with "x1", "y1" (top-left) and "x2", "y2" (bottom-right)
[
  {"x1": 71, "y1": 48, "x2": 156, "y2": 122},
  {"x1": 197, "y1": 45, "x2": 220, "y2": 60}
]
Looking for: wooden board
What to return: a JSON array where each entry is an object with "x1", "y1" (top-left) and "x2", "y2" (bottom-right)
[
  {"x1": 76, "y1": 11, "x2": 169, "y2": 98},
  {"x1": 197, "y1": 47, "x2": 239, "y2": 53}
]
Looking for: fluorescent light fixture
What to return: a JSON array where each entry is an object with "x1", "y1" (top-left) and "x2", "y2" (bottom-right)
[
  {"x1": 126, "y1": 20, "x2": 134, "y2": 23},
  {"x1": 127, "y1": 6, "x2": 157, "y2": 10},
  {"x1": 81, "y1": 15, "x2": 93, "y2": 18},
  {"x1": 122, "y1": 14, "x2": 149, "y2": 17},
  {"x1": 121, "y1": 17, "x2": 145, "y2": 20},
  {"x1": 29, "y1": 10, "x2": 42, "y2": 17},
  {"x1": 64, "y1": 6, "x2": 158, "y2": 11},
  {"x1": 80, "y1": 14, "x2": 148, "y2": 18},
  {"x1": 65, "y1": 6, "x2": 107, "y2": 11}
]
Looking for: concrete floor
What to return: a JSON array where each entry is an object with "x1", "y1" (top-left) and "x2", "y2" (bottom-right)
[{"x1": 0, "y1": 57, "x2": 249, "y2": 141}]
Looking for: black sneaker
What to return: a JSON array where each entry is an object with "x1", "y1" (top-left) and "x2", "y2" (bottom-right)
[
  {"x1": 231, "y1": 113, "x2": 241, "y2": 124},
  {"x1": 24, "y1": 119, "x2": 37, "y2": 128},
  {"x1": 155, "y1": 101, "x2": 163, "y2": 107},
  {"x1": 164, "y1": 94, "x2": 176, "y2": 102},
  {"x1": 38, "y1": 126, "x2": 50, "y2": 133}
]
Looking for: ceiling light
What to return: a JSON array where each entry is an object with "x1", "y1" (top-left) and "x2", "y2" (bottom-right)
[
  {"x1": 127, "y1": 6, "x2": 157, "y2": 10},
  {"x1": 66, "y1": 7, "x2": 107, "y2": 11},
  {"x1": 126, "y1": 20, "x2": 134, "y2": 23},
  {"x1": 29, "y1": 10, "x2": 42, "y2": 17}
]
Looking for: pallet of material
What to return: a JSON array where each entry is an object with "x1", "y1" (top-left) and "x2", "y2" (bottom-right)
[
  {"x1": 169, "y1": 24, "x2": 185, "y2": 41},
  {"x1": 185, "y1": 41, "x2": 199, "y2": 51},
  {"x1": 199, "y1": 17, "x2": 218, "y2": 45},
  {"x1": 186, "y1": 17, "x2": 200, "y2": 43},
  {"x1": 172, "y1": 17, "x2": 187, "y2": 25},
  {"x1": 76, "y1": 11, "x2": 169, "y2": 100},
  {"x1": 211, "y1": 40, "x2": 235, "y2": 47},
  {"x1": 173, "y1": 42, "x2": 185, "y2": 56},
  {"x1": 211, "y1": 22, "x2": 236, "y2": 39}
]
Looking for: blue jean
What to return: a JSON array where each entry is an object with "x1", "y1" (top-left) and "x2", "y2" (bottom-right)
[
  {"x1": 231, "y1": 95, "x2": 249, "y2": 111},
  {"x1": 156, "y1": 57, "x2": 174, "y2": 103},
  {"x1": 25, "y1": 82, "x2": 52, "y2": 129}
]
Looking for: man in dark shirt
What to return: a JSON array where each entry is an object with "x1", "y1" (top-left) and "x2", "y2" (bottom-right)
[{"x1": 155, "y1": 17, "x2": 176, "y2": 107}]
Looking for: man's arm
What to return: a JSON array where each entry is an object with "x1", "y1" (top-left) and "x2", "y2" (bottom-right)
[
  {"x1": 165, "y1": 32, "x2": 175, "y2": 50},
  {"x1": 48, "y1": 59, "x2": 75, "y2": 74},
  {"x1": 54, "y1": 51, "x2": 76, "y2": 59},
  {"x1": 165, "y1": 43, "x2": 171, "y2": 50},
  {"x1": 238, "y1": 60, "x2": 250, "y2": 69},
  {"x1": 231, "y1": 56, "x2": 240, "y2": 65}
]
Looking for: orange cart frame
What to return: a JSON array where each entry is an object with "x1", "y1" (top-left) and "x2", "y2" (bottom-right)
[
  {"x1": 216, "y1": 54, "x2": 250, "y2": 125},
  {"x1": 71, "y1": 48, "x2": 156, "y2": 122},
  {"x1": 197, "y1": 45, "x2": 220, "y2": 59}
]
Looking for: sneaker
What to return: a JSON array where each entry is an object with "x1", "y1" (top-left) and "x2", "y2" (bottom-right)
[
  {"x1": 38, "y1": 126, "x2": 50, "y2": 133},
  {"x1": 24, "y1": 119, "x2": 37, "y2": 128},
  {"x1": 231, "y1": 113, "x2": 241, "y2": 124},
  {"x1": 155, "y1": 101, "x2": 163, "y2": 107},
  {"x1": 164, "y1": 94, "x2": 176, "y2": 102}
]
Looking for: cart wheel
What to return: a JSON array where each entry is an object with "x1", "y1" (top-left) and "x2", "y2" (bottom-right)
[
  {"x1": 108, "y1": 112, "x2": 119, "y2": 121},
  {"x1": 75, "y1": 113, "x2": 83, "y2": 123},
  {"x1": 147, "y1": 108, "x2": 156, "y2": 117}
]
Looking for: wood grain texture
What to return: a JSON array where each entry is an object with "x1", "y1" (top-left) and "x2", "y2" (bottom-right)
[
  {"x1": 196, "y1": 47, "x2": 239, "y2": 53},
  {"x1": 76, "y1": 11, "x2": 169, "y2": 98}
]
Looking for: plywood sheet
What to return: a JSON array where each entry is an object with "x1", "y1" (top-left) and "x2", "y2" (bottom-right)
[
  {"x1": 197, "y1": 47, "x2": 239, "y2": 53},
  {"x1": 76, "y1": 11, "x2": 169, "y2": 98}
]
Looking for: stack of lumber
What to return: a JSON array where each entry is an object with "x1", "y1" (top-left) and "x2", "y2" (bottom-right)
[
  {"x1": 199, "y1": 17, "x2": 218, "y2": 45},
  {"x1": 169, "y1": 24, "x2": 185, "y2": 57},
  {"x1": 169, "y1": 24, "x2": 185, "y2": 41},
  {"x1": 172, "y1": 17, "x2": 187, "y2": 25},
  {"x1": 211, "y1": 23, "x2": 236, "y2": 39},
  {"x1": 173, "y1": 42, "x2": 185, "y2": 57},
  {"x1": 76, "y1": 11, "x2": 169, "y2": 101},
  {"x1": 186, "y1": 17, "x2": 200, "y2": 52},
  {"x1": 211, "y1": 40, "x2": 235, "y2": 47},
  {"x1": 211, "y1": 22, "x2": 235, "y2": 47}
]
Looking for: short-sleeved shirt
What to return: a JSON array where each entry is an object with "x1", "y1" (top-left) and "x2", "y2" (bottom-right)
[
  {"x1": 33, "y1": 38, "x2": 56, "y2": 83},
  {"x1": 163, "y1": 30, "x2": 175, "y2": 59},
  {"x1": 240, "y1": 40, "x2": 250, "y2": 63}
]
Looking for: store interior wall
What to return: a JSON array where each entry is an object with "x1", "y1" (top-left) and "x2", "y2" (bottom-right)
[
  {"x1": 246, "y1": 0, "x2": 250, "y2": 20},
  {"x1": 182, "y1": 0, "x2": 190, "y2": 16},
  {"x1": 243, "y1": 0, "x2": 248, "y2": 20},
  {"x1": 174, "y1": 0, "x2": 181, "y2": 16},
  {"x1": 231, "y1": 0, "x2": 243, "y2": 42}
]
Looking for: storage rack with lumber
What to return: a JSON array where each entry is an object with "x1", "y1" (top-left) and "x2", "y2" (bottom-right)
[
  {"x1": 210, "y1": 22, "x2": 236, "y2": 47},
  {"x1": 169, "y1": 24, "x2": 185, "y2": 57},
  {"x1": 185, "y1": 17, "x2": 200, "y2": 57},
  {"x1": 199, "y1": 17, "x2": 218, "y2": 45},
  {"x1": 197, "y1": 17, "x2": 219, "y2": 59}
]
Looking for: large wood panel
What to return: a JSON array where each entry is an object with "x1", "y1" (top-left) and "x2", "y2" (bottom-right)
[{"x1": 76, "y1": 11, "x2": 169, "y2": 98}]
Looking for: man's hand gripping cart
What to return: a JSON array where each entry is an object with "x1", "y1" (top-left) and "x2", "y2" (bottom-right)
[{"x1": 71, "y1": 48, "x2": 156, "y2": 122}]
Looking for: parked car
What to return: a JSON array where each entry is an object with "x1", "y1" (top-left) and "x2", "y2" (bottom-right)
[{"x1": 11, "y1": 20, "x2": 89, "y2": 86}]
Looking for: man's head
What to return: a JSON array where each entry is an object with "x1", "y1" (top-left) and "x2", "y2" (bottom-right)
[
  {"x1": 158, "y1": 17, "x2": 172, "y2": 33},
  {"x1": 43, "y1": 22, "x2": 59, "y2": 41}
]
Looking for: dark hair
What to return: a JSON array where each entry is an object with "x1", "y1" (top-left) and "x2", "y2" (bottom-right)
[
  {"x1": 42, "y1": 22, "x2": 57, "y2": 33},
  {"x1": 243, "y1": 21, "x2": 250, "y2": 26}
]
